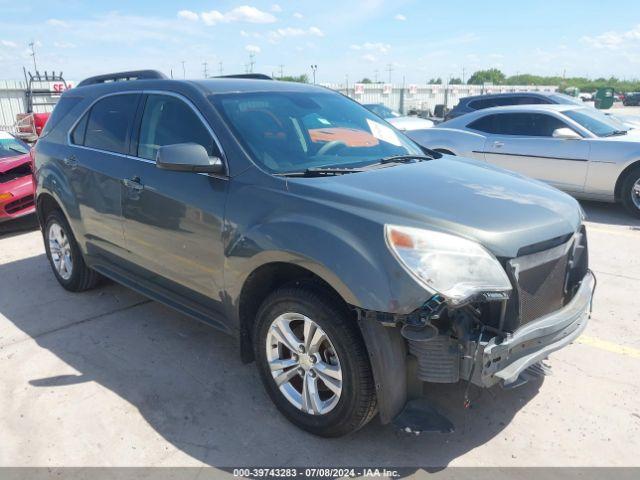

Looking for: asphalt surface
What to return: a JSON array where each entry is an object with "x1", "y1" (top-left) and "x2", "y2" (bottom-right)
[{"x1": 1, "y1": 206, "x2": 639, "y2": 470}]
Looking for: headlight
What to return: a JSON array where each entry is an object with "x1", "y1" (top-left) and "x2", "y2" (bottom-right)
[{"x1": 385, "y1": 225, "x2": 512, "y2": 305}]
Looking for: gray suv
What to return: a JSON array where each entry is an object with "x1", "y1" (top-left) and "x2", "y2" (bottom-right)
[{"x1": 34, "y1": 70, "x2": 595, "y2": 437}]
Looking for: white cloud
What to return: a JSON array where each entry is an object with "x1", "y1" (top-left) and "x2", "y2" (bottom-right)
[
  {"x1": 350, "y1": 42, "x2": 390, "y2": 54},
  {"x1": 268, "y1": 26, "x2": 324, "y2": 42},
  {"x1": 46, "y1": 18, "x2": 69, "y2": 27},
  {"x1": 1, "y1": 40, "x2": 17, "y2": 48},
  {"x1": 394, "y1": 14, "x2": 406, "y2": 21},
  {"x1": 245, "y1": 44, "x2": 261, "y2": 53},
  {"x1": 271, "y1": 4, "x2": 282, "y2": 12},
  {"x1": 200, "y1": 6, "x2": 277, "y2": 26},
  {"x1": 177, "y1": 10, "x2": 199, "y2": 21},
  {"x1": 362, "y1": 54, "x2": 377, "y2": 63},
  {"x1": 293, "y1": 12, "x2": 303, "y2": 19},
  {"x1": 581, "y1": 24, "x2": 640, "y2": 50}
]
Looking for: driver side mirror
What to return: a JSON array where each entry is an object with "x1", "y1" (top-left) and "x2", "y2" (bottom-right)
[
  {"x1": 552, "y1": 127, "x2": 581, "y2": 140},
  {"x1": 156, "y1": 143, "x2": 225, "y2": 175}
]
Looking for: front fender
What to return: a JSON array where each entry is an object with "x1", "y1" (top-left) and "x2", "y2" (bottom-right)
[{"x1": 224, "y1": 213, "x2": 396, "y2": 313}]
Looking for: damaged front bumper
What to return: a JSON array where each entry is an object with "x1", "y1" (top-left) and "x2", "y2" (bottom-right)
[{"x1": 470, "y1": 270, "x2": 595, "y2": 388}]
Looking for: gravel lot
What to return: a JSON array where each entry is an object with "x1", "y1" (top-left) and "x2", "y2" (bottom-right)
[{"x1": 1, "y1": 202, "x2": 639, "y2": 470}]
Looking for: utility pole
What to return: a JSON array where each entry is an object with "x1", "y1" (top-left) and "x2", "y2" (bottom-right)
[
  {"x1": 310, "y1": 64, "x2": 318, "y2": 84},
  {"x1": 374, "y1": 69, "x2": 379, "y2": 83},
  {"x1": 278, "y1": 64, "x2": 284, "y2": 79},
  {"x1": 202, "y1": 62, "x2": 208, "y2": 78},
  {"x1": 181, "y1": 61, "x2": 186, "y2": 79},
  {"x1": 218, "y1": 61, "x2": 223, "y2": 76},
  {"x1": 462, "y1": 66, "x2": 466, "y2": 84},
  {"x1": 386, "y1": 63, "x2": 393, "y2": 83},
  {"x1": 248, "y1": 52, "x2": 256, "y2": 73},
  {"x1": 28, "y1": 41, "x2": 38, "y2": 72}
]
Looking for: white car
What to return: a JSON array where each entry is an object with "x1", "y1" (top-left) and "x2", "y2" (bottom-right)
[
  {"x1": 363, "y1": 104, "x2": 434, "y2": 131},
  {"x1": 408, "y1": 104, "x2": 640, "y2": 217}
]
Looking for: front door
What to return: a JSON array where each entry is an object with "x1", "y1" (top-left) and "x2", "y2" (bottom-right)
[
  {"x1": 477, "y1": 112, "x2": 590, "y2": 193},
  {"x1": 120, "y1": 93, "x2": 228, "y2": 314}
]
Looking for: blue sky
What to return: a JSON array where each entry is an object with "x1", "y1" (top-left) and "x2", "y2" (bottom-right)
[{"x1": 0, "y1": 0, "x2": 639, "y2": 84}]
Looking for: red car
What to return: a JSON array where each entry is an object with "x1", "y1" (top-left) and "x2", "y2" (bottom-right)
[{"x1": 0, "y1": 131, "x2": 35, "y2": 223}]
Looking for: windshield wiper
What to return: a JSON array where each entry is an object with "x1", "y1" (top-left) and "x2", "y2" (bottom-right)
[
  {"x1": 275, "y1": 166, "x2": 366, "y2": 177},
  {"x1": 9, "y1": 147, "x2": 28, "y2": 154},
  {"x1": 604, "y1": 130, "x2": 628, "y2": 137},
  {"x1": 378, "y1": 154, "x2": 435, "y2": 164}
]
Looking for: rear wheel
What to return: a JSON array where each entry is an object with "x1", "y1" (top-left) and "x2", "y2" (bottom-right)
[
  {"x1": 620, "y1": 167, "x2": 640, "y2": 218},
  {"x1": 44, "y1": 210, "x2": 101, "y2": 291},
  {"x1": 254, "y1": 286, "x2": 376, "y2": 437}
]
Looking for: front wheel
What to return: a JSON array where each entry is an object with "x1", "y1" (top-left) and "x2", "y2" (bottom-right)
[
  {"x1": 620, "y1": 167, "x2": 640, "y2": 218},
  {"x1": 254, "y1": 286, "x2": 376, "y2": 437}
]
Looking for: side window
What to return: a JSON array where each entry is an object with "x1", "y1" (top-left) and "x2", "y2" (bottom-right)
[
  {"x1": 70, "y1": 113, "x2": 89, "y2": 145},
  {"x1": 469, "y1": 113, "x2": 572, "y2": 137},
  {"x1": 84, "y1": 94, "x2": 139, "y2": 154},
  {"x1": 137, "y1": 94, "x2": 218, "y2": 161},
  {"x1": 468, "y1": 98, "x2": 497, "y2": 110},
  {"x1": 40, "y1": 96, "x2": 83, "y2": 138},
  {"x1": 467, "y1": 114, "x2": 500, "y2": 133}
]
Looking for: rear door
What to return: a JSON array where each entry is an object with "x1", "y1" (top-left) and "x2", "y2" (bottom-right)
[
  {"x1": 67, "y1": 93, "x2": 141, "y2": 260},
  {"x1": 120, "y1": 92, "x2": 228, "y2": 314},
  {"x1": 470, "y1": 112, "x2": 590, "y2": 193}
]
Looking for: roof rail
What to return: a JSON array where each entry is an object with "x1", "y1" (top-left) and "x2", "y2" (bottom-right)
[
  {"x1": 77, "y1": 70, "x2": 168, "y2": 87},
  {"x1": 215, "y1": 73, "x2": 273, "y2": 80}
]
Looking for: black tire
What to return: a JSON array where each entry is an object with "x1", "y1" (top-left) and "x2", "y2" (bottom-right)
[
  {"x1": 43, "y1": 209, "x2": 101, "y2": 291},
  {"x1": 620, "y1": 167, "x2": 640, "y2": 218},
  {"x1": 254, "y1": 286, "x2": 376, "y2": 437}
]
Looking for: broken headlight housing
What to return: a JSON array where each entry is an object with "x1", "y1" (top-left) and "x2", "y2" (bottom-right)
[{"x1": 385, "y1": 225, "x2": 512, "y2": 305}]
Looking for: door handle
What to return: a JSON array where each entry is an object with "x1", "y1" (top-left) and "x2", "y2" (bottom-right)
[
  {"x1": 493, "y1": 141, "x2": 504, "y2": 148},
  {"x1": 62, "y1": 155, "x2": 78, "y2": 168},
  {"x1": 122, "y1": 176, "x2": 144, "y2": 191}
]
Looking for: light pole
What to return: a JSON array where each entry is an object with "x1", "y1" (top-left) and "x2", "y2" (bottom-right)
[{"x1": 310, "y1": 64, "x2": 318, "y2": 84}]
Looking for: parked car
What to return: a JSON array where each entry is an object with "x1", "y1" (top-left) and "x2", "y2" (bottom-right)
[
  {"x1": 408, "y1": 104, "x2": 640, "y2": 217},
  {"x1": 445, "y1": 91, "x2": 583, "y2": 120},
  {"x1": 0, "y1": 131, "x2": 35, "y2": 223},
  {"x1": 623, "y1": 92, "x2": 640, "y2": 106},
  {"x1": 363, "y1": 103, "x2": 434, "y2": 131},
  {"x1": 34, "y1": 71, "x2": 595, "y2": 436}
]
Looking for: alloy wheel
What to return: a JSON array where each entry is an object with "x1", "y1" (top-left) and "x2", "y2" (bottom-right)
[
  {"x1": 265, "y1": 312, "x2": 342, "y2": 415},
  {"x1": 48, "y1": 222, "x2": 73, "y2": 280},
  {"x1": 632, "y1": 178, "x2": 640, "y2": 210}
]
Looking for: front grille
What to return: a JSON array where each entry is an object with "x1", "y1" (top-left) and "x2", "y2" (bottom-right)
[
  {"x1": 506, "y1": 227, "x2": 588, "y2": 328},
  {"x1": 4, "y1": 195, "x2": 34, "y2": 214},
  {"x1": 515, "y1": 250, "x2": 570, "y2": 324},
  {"x1": 0, "y1": 163, "x2": 31, "y2": 184}
]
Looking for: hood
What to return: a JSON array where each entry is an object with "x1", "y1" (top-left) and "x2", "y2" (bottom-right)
[
  {"x1": 387, "y1": 116, "x2": 434, "y2": 131},
  {"x1": 0, "y1": 152, "x2": 31, "y2": 174},
  {"x1": 290, "y1": 157, "x2": 582, "y2": 258},
  {"x1": 597, "y1": 128, "x2": 640, "y2": 142}
]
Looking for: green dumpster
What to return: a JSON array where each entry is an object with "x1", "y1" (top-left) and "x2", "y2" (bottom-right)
[{"x1": 594, "y1": 87, "x2": 615, "y2": 110}]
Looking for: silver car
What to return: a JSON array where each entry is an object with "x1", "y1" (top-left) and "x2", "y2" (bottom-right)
[{"x1": 408, "y1": 104, "x2": 640, "y2": 217}]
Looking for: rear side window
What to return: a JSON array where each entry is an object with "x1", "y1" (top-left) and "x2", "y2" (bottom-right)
[
  {"x1": 83, "y1": 94, "x2": 139, "y2": 154},
  {"x1": 39, "y1": 96, "x2": 83, "y2": 138},
  {"x1": 468, "y1": 113, "x2": 570, "y2": 137},
  {"x1": 468, "y1": 98, "x2": 498, "y2": 110},
  {"x1": 137, "y1": 94, "x2": 217, "y2": 160},
  {"x1": 70, "y1": 113, "x2": 89, "y2": 145}
]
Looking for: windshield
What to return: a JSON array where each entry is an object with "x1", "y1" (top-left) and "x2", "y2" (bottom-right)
[
  {"x1": 212, "y1": 91, "x2": 422, "y2": 174},
  {"x1": 563, "y1": 108, "x2": 627, "y2": 137},
  {"x1": 0, "y1": 132, "x2": 29, "y2": 159},
  {"x1": 365, "y1": 104, "x2": 400, "y2": 119}
]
